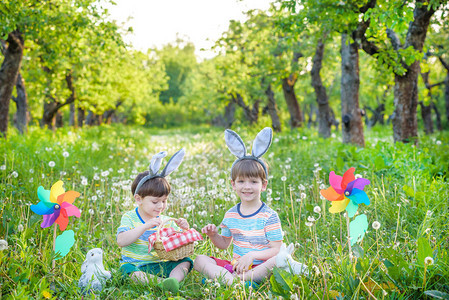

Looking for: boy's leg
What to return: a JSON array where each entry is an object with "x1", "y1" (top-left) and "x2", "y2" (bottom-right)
[
  {"x1": 169, "y1": 261, "x2": 191, "y2": 281},
  {"x1": 193, "y1": 255, "x2": 236, "y2": 285},
  {"x1": 237, "y1": 256, "x2": 276, "y2": 283},
  {"x1": 131, "y1": 271, "x2": 162, "y2": 284}
]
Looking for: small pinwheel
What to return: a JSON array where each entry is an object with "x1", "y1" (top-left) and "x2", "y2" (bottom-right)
[
  {"x1": 30, "y1": 180, "x2": 81, "y2": 231},
  {"x1": 320, "y1": 167, "x2": 370, "y2": 217}
]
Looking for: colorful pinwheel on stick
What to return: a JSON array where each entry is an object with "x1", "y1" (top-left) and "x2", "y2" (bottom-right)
[
  {"x1": 320, "y1": 168, "x2": 371, "y2": 246},
  {"x1": 30, "y1": 180, "x2": 81, "y2": 261},
  {"x1": 320, "y1": 167, "x2": 370, "y2": 218},
  {"x1": 31, "y1": 180, "x2": 81, "y2": 231}
]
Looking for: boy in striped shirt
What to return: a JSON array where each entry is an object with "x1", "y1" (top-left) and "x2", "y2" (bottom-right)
[
  {"x1": 117, "y1": 150, "x2": 191, "y2": 294},
  {"x1": 194, "y1": 158, "x2": 283, "y2": 286}
]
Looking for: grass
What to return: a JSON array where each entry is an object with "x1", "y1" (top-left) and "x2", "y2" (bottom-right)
[{"x1": 1, "y1": 124, "x2": 448, "y2": 299}]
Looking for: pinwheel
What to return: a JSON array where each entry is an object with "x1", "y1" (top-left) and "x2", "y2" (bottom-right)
[
  {"x1": 31, "y1": 180, "x2": 81, "y2": 231},
  {"x1": 320, "y1": 167, "x2": 370, "y2": 218}
]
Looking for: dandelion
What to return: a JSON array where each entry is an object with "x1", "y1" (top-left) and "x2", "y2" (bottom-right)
[
  {"x1": 81, "y1": 178, "x2": 88, "y2": 186},
  {"x1": 307, "y1": 216, "x2": 316, "y2": 222},
  {"x1": 63, "y1": 151, "x2": 69, "y2": 158},
  {"x1": 93, "y1": 175, "x2": 100, "y2": 180},
  {"x1": 101, "y1": 171, "x2": 109, "y2": 177},
  {"x1": 48, "y1": 161, "x2": 55, "y2": 168},
  {"x1": 314, "y1": 163, "x2": 319, "y2": 168},
  {"x1": 42, "y1": 290, "x2": 52, "y2": 299},
  {"x1": 355, "y1": 174, "x2": 362, "y2": 179},
  {"x1": 313, "y1": 206, "x2": 321, "y2": 214},
  {"x1": 291, "y1": 294, "x2": 300, "y2": 300},
  {"x1": 0, "y1": 165, "x2": 6, "y2": 170},
  {"x1": 0, "y1": 239, "x2": 8, "y2": 250},
  {"x1": 29, "y1": 169, "x2": 34, "y2": 173},
  {"x1": 424, "y1": 257, "x2": 434, "y2": 265},
  {"x1": 17, "y1": 224, "x2": 24, "y2": 232},
  {"x1": 372, "y1": 221, "x2": 381, "y2": 230},
  {"x1": 88, "y1": 209, "x2": 95, "y2": 215},
  {"x1": 91, "y1": 195, "x2": 98, "y2": 201},
  {"x1": 281, "y1": 176, "x2": 287, "y2": 182},
  {"x1": 300, "y1": 192, "x2": 306, "y2": 199},
  {"x1": 425, "y1": 228, "x2": 431, "y2": 234},
  {"x1": 436, "y1": 140, "x2": 441, "y2": 145},
  {"x1": 11, "y1": 171, "x2": 18, "y2": 178},
  {"x1": 29, "y1": 178, "x2": 34, "y2": 183}
]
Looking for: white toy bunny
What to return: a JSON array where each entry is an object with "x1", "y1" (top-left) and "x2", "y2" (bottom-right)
[
  {"x1": 275, "y1": 243, "x2": 309, "y2": 276},
  {"x1": 78, "y1": 248, "x2": 111, "y2": 293}
]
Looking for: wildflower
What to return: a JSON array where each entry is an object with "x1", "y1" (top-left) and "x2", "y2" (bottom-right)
[
  {"x1": 313, "y1": 206, "x2": 321, "y2": 214},
  {"x1": 17, "y1": 224, "x2": 24, "y2": 232},
  {"x1": 88, "y1": 209, "x2": 94, "y2": 215},
  {"x1": 372, "y1": 221, "x2": 381, "y2": 230},
  {"x1": 307, "y1": 216, "x2": 316, "y2": 222},
  {"x1": 355, "y1": 174, "x2": 362, "y2": 179},
  {"x1": 101, "y1": 171, "x2": 109, "y2": 177},
  {"x1": 11, "y1": 171, "x2": 18, "y2": 178},
  {"x1": 42, "y1": 290, "x2": 52, "y2": 299},
  {"x1": 300, "y1": 192, "x2": 306, "y2": 199},
  {"x1": 281, "y1": 176, "x2": 287, "y2": 182},
  {"x1": 424, "y1": 257, "x2": 434, "y2": 265},
  {"x1": 0, "y1": 165, "x2": 6, "y2": 170},
  {"x1": 426, "y1": 210, "x2": 433, "y2": 217},
  {"x1": 425, "y1": 228, "x2": 431, "y2": 234},
  {"x1": 0, "y1": 239, "x2": 8, "y2": 250},
  {"x1": 48, "y1": 161, "x2": 55, "y2": 168},
  {"x1": 291, "y1": 294, "x2": 300, "y2": 300},
  {"x1": 93, "y1": 175, "x2": 100, "y2": 180},
  {"x1": 63, "y1": 151, "x2": 69, "y2": 158},
  {"x1": 29, "y1": 178, "x2": 34, "y2": 183},
  {"x1": 314, "y1": 163, "x2": 319, "y2": 168},
  {"x1": 436, "y1": 140, "x2": 441, "y2": 145},
  {"x1": 91, "y1": 196, "x2": 98, "y2": 201},
  {"x1": 29, "y1": 169, "x2": 34, "y2": 173},
  {"x1": 81, "y1": 178, "x2": 88, "y2": 186}
]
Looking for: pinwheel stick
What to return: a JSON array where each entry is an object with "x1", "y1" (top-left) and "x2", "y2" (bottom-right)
[
  {"x1": 52, "y1": 223, "x2": 57, "y2": 270},
  {"x1": 346, "y1": 213, "x2": 352, "y2": 259}
]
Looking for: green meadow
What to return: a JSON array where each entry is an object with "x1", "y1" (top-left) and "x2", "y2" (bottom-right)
[{"x1": 1, "y1": 125, "x2": 448, "y2": 299}]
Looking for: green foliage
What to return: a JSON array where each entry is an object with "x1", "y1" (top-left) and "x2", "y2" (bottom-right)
[{"x1": 0, "y1": 125, "x2": 448, "y2": 299}]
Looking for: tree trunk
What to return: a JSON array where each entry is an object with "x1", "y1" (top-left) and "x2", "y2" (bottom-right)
[
  {"x1": 232, "y1": 93, "x2": 259, "y2": 124},
  {"x1": 265, "y1": 84, "x2": 281, "y2": 132},
  {"x1": 78, "y1": 107, "x2": 85, "y2": 127},
  {"x1": 340, "y1": 33, "x2": 365, "y2": 147},
  {"x1": 55, "y1": 111, "x2": 64, "y2": 128},
  {"x1": 103, "y1": 100, "x2": 123, "y2": 124},
  {"x1": 12, "y1": 72, "x2": 29, "y2": 134},
  {"x1": 282, "y1": 74, "x2": 303, "y2": 128},
  {"x1": 311, "y1": 38, "x2": 332, "y2": 138},
  {"x1": 391, "y1": 2, "x2": 436, "y2": 143},
  {"x1": 69, "y1": 103, "x2": 77, "y2": 127},
  {"x1": 420, "y1": 71, "x2": 434, "y2": 134},
  {"x1": 444, "y1": 74, "x2": 449, "y2": 122},
  {"x1": 431, "y1": 102, "x2": 442, "y2": 131},
  {"x1": 0, "y1": 31, "x2": 24, "y2": 137},
  {"x1": 41, "y1": 71, "x2": 76, "y2": 129}
]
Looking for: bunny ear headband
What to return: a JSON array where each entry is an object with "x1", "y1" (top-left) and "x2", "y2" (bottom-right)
[
  {"x1": 224, "y1": 127, "x2": 272, "y2": 178},
  {"x1": 134, "y1": 148, "x2": 185, "y2": 196}
]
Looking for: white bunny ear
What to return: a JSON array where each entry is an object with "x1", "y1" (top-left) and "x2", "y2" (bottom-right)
[
  {"x1": 287, "y1": 243, "x2": 294, "y2": 255},
  {"x1": 225, "y1": 129, "x2": 247, "y2": 158},
  {"x1": 252, "y1": 127, "x2": 272, "y2": 158},
  {"x1": 160, "y1": 148, "x2": 185, "y2": 177},
  {"x1": 149, "y1": 151, "x2": 167, "y2": 175}
]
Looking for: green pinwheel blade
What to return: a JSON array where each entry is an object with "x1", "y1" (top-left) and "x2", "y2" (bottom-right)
[
  {"x1": 349, "y1": 214, "x2": 368, "y2": 246},
  {"x1": 345, "y1": 200, "x2": 358, "y2": 218},
  {"x1": 54, "y1": 230, "x2": 75, "y2": 260},
  {"x1": 37, "y1": 186, "x2": 52, "y2": 205}
]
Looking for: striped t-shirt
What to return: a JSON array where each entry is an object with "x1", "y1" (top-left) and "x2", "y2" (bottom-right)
[
  {"x1": 220, "y1": 202, "x2": 283, "y2": 265},
  {"x1": 116, "y1": 208, "x2": 178, "y2": 267}
]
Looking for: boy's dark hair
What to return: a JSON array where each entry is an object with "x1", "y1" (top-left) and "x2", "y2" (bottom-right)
[
  {"x1": 231, "y1": 159, "x2": 268, "y2": 181},
  {"x1": 131, "y1": 171, "x2": 171, "y2": 197}
]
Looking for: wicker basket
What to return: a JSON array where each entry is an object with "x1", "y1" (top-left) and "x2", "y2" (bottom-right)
[{"x1": 153, "y1": 218, "x2": 195, "y2": 261}]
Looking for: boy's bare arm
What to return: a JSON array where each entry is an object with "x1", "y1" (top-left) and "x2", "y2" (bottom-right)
[
  {"x1": 250, "y1": 240, "x2": 282, "y2": 261},
  {"x1": 117, "y1": 218, "x2": 161, "y2": 247},
  {"x1": 201, "y1": 224, "x2": 232, "y2": 249}
]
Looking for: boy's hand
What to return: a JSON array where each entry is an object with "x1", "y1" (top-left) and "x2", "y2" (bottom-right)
[
  {"x1": 201, "y1": 224, "x2": 218, "y2": 237},
  {"x1": 144, "y1": 218, "x2": 161, "y2": 230},
  {"x1": 174, "y1": 218, "x2": 189, "y2": 230},
  {"x1": 233, "y1": 253, "x2": 254, "y2": 275}
]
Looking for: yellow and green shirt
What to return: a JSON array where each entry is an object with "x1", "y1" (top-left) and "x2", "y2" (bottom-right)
[{"x1": 117, "y1": 208, "x2": 177, "y2": 267}]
